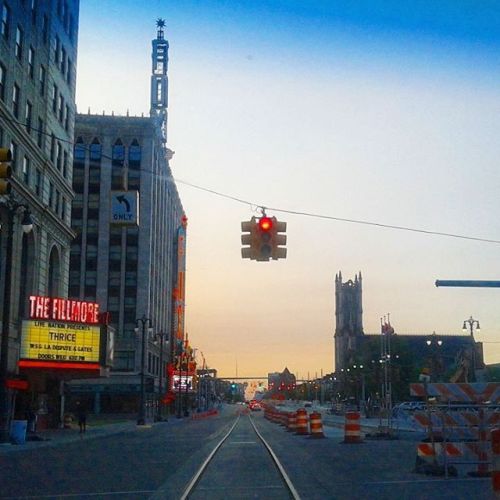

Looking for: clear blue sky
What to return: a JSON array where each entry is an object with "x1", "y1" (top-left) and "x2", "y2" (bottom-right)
[{"x1": 77, "y1": 1, "x2": 500, "y2": 377}]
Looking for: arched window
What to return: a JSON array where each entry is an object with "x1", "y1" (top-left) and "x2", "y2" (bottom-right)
[
  {"x1": 112, "y1": 139, "x2": 125, "y2": 189},
  {"x1": 128, "y1": 139, "x2": 141, "y2": 164},
  {"x1": 74, "y1": 137, "x2": 85, "y2": 161},
  {"x1": 112, "y1": 139, "x2": 125, "y2": 164},
  {"x1": 89, "y1": 137, "x2": 101, "y2": 161},
  {"x1": 47, "y1": 246, "x2": 61, "y2": 296}
]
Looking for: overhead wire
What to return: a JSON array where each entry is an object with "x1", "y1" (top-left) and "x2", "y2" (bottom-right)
[{"x1": 2, "y1": 113, "x2": 500, "y2": 244}]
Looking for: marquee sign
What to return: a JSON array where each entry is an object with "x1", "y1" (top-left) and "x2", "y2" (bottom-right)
[
  {"x1": 20, "y1": 320, "x2": 101, "y2": 363},
  {"x1": 29, "y1": 296, "x2": 100, "y2": 324}
]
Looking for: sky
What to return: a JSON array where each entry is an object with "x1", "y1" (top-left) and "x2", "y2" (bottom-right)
[{"x1": 76, "y1": 1, "x2": 500, "y2": 378}]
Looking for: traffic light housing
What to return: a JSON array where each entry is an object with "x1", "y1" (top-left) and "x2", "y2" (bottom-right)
[
  {"x1": 241, "y1": 215, "x2": 287, "y2": 261},
  {"x1": 0, "y1": 148, "x2": 12, "y2": 195}
]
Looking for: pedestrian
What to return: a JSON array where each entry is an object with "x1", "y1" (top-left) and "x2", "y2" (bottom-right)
[{"x1": 76, "y1": 401, "x2": 87, "y2": 434}]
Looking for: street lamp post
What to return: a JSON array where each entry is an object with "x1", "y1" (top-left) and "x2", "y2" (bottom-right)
[
  {"x1": 463, "y1": 316, "x2": 480, "y2": 382},
  {"x1": 426, "y1": 332, "x2": 443, "y2": 382},
  {"x1": 0, "y1": 203, "x2": 33, "y2": 443},
  {"x1": 155, "y1": 332, "x2": 168, "y2": 421},
  {"x1": 136, "y1": 316, "x2": 152, "y2": 425}
]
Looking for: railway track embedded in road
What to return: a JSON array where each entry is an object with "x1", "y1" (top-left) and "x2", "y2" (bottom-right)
[{"x1": 180, "y1": 413, "x2": 301, "y2": 499}]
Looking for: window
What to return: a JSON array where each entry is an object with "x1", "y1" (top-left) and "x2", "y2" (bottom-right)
[
  {"x1": 58, "y1": 93, "x2": 63, "y2": 122},
  {"x1": 61, "y1": 46, "x2": 66, "y2": 74},
  {"x1": 54, "y1": 35, "x2": 60, "y2": 64},
  {"x1": 56, "y1": 141, "x2": 62, "y2": 170},
  {"x1": 89, "y1": 139, "x2": 101, "y2": 161},
  {"x1": 9, "y1": 141, "x2": 16, "y2": 171},
  {"x1": 56, "y1": 0, "x2": 62, "y2": 18},
  {"x1": 112, "y1": 139, "x2": 125, "y2": 189},
  {"x1": 50, "y1": 133, "x2": 55, "y2": 162},
  {"x1": 1, "y1": 3, "x2": 9, "y2": 41},
  {"x1": 15, "y1": 26, "x2": 22, "y2": 60},
  {"x1": 28, "y1": 46, "x2": 34, "y2": 78},
  {"x1": 0, "y1": 63, "x2": 5, "y2": 101},
  {"x1": 22, "y1": 156, "x2": 30, "y2": 184},
  {"x1": 62, "y1": 150, "x2": 67, "y2": 178},
  {"x1": 74, "y1": 137, "x2": 85, "y2": 162},
  {"x1": 64, "y1": 104, "x2": 69, "y2": 130},
  {"x1": 69, "y1": 15, "x2": 74, "y2": 42},
  {"x1": 37, "y1": 117, "x2": 43, "y2": 147},
  {"x1": 39, "y1": 65, "x2": 46, "y2": 96},
  {"x1": 31, "y1": 0, "x2": 36, "y2": 25},
  {"x1": 42, "y1": 14, "x2": 48, "y2": 44},
  {"x1": 35, "y1": 168, "x2": 41, "y2": 195},
  {"x1": 55, "y1": 190, "x2": 60, "y2": 214},
  {"x1": 66, "y1": 58, "x2": 71, "y2": 85},
  {"x1": 61, "y1": 197, "x2": 66, "y2": 220},
  {"x1": 48, "y1": 182, "x2": 54, "y2": 208},
  {"x1": 25, "y1": 100, "x2": 32, "y2": 133},
  {"x1": 51, "y1": 84, "x2": 57, "y2": 112},
  {"x1": 12, "y1": 83, "x2": 19, "y2": 117}
]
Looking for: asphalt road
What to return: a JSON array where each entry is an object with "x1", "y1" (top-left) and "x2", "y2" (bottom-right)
[{"x1": 0, "y1": 406, "x2": 494, "y2": 500}]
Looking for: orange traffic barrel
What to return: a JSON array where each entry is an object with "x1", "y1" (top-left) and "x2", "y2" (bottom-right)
[
  {"x1": 280, "y1": 412, "x2": 288, "y2": 426},
  {"x1": 295, "y1": 408, "x2": 309, "y2": 435},
  {"x1": 309, "y1": 411, "x2": 325, "y2": 438},
  {"x1": 287, "y1": 412, "x2": 297, "y2": 432},
  {"x1": 344, "y1": 411, "x2": 362, "y2": 443}
]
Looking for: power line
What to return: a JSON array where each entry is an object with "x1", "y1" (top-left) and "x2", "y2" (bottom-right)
[{"x1": 3, "y1": 113, "x2": 500, "y2": 245}]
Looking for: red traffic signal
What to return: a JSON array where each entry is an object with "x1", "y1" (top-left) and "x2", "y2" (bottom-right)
[{"x1": 259, "y1": 217, "x2": 273, "y2": 231}]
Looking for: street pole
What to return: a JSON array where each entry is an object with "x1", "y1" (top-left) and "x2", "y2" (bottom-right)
[
  {"x1": 0, "y1": 209, "x2": 14, "y2": 444},
  {"x1": 0, "y1": 204, "x2": 33, "y2": 443},
  {"x1": 136, "y1": 316, "x2": 152, "y2": 425},
  {"x1": 463, "y1": 316, "x2": 479, "y2": 382},
  {"x1": 156, "y1": 332, "x2": 167, "y2": 421}
]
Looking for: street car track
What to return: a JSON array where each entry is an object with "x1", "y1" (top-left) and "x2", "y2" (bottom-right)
[{"x1": 180, "y1": 413, "x2": 301, "y2": 500}]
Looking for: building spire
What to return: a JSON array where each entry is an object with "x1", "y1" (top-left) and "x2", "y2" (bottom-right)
[{"x1": 150, "y1": 19, "x2": 169, "y2": 122}]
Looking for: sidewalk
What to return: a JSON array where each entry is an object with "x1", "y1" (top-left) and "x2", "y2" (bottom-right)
[{"x1": 0, "y1": 416, "x2": 183, "y2": 455}]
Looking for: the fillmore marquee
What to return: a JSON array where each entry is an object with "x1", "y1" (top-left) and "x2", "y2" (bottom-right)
[{"x1": 14, "y1": 296, "x2": 113, "y2": 429}]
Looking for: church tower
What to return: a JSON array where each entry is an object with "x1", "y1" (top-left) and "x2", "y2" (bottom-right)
[
  {"x1": 334, "y1": 272, "x2": 364, "y2": 371},
  {"x1": 150, "y1": 19, "x2": 169, "y2": 124}
]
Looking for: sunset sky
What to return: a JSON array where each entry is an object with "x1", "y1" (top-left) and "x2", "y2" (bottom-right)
[{"x1": 76, "y1": 1, "x2": 500, "y2": 378}]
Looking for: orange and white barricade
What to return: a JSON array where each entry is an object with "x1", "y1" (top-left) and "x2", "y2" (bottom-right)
[
  {"x1": 287, "y1": 412, "x2": 297, "y2": 432},
  {"x1": 309, "y1": 411, "x2": 325, "y2": 438},
  {"x1": 344, "y1": 411, "x2": 362, "y2": 443},
  {"x1": 295, "y1": 408, "x2": 309, "y2": 435}
]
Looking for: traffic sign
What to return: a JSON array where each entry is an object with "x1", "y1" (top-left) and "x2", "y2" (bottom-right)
[{"x1": 110, "y1": 191, "x2": 139, "y2": 226}]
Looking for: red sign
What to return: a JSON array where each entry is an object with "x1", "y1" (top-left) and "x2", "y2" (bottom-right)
[
  {"x1": 5, "y1": 379, "x2": 29, "y2": 390},
  {"x1": 29, "y1": 296, "x2": 100, "y2": 324}
]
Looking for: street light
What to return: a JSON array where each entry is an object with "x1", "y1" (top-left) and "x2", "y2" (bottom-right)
[
  {"x1": 154, "y1": 332, "x2": 168, "y2": 421},
  {"x1": 135, "y1": 315, "x2": 152, "y2": 425},
  {"x1": 0, "y1": 202, "x2": 33, "y2": 443},
  {"x1": 426, "y1": 332, "x2": 443, "y2": 382},
  {"x1": 463, "y1": 316, "x2": 480, "y2": 382}
]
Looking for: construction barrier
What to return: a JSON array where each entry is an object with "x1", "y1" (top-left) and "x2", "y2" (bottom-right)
[
  {"x1": 410, "y1": 383, "x2": 500, "y2": 404},
  {"x1": 309, "y1": 411, "x2": 325, "y2": 438},
  {"x1": 344, "y1": 411, "x2": 362, "y2": 443},
  {"x1": 287, "y1": 412, "x2": 297, "y2": 433},
  {"x1": 295, "y1": 408, "x2": 309, "y2": 435},
  {"x1": 468, "y1": 408, "x2": 490, "y2": 477},
  {"x1": 491, "y1": 428, "x2": 500, "y2": 497}
]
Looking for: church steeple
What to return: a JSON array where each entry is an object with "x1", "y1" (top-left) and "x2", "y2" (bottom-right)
[{"x1": 150, "y1": 19, "x2": 169, "y2": 121}]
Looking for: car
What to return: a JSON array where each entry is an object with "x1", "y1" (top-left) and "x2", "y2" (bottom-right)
[{"x1": 304, "y1": 401, "x2": 313, "y2": 408}]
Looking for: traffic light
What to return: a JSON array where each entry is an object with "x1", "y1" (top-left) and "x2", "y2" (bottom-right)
[
  {"x1": 241, "y1": 217, "x2": 258, "y2": 260},
  {"x1": 0, "y1": 148, "x2": 12, "y2": 195},
  {"x1": 241, "y1": 215, "x2": 287, "y2": 261}
]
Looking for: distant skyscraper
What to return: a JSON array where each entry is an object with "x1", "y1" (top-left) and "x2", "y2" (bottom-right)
[{"x1": 68, "y1": 21, "x2": 185, "y2": 415}]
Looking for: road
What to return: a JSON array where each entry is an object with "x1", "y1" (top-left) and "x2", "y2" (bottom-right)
[{"x1": 0, "y1": 405, "x2": 493, "y2": 499}]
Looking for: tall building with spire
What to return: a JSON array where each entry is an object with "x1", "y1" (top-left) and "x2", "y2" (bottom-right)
[
  {"x1": 334, "y1": 271, "x2": 363, "y2": 371},
  {"x1": 67, "y1": 21, "x2": 185, "y2": 417}
]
